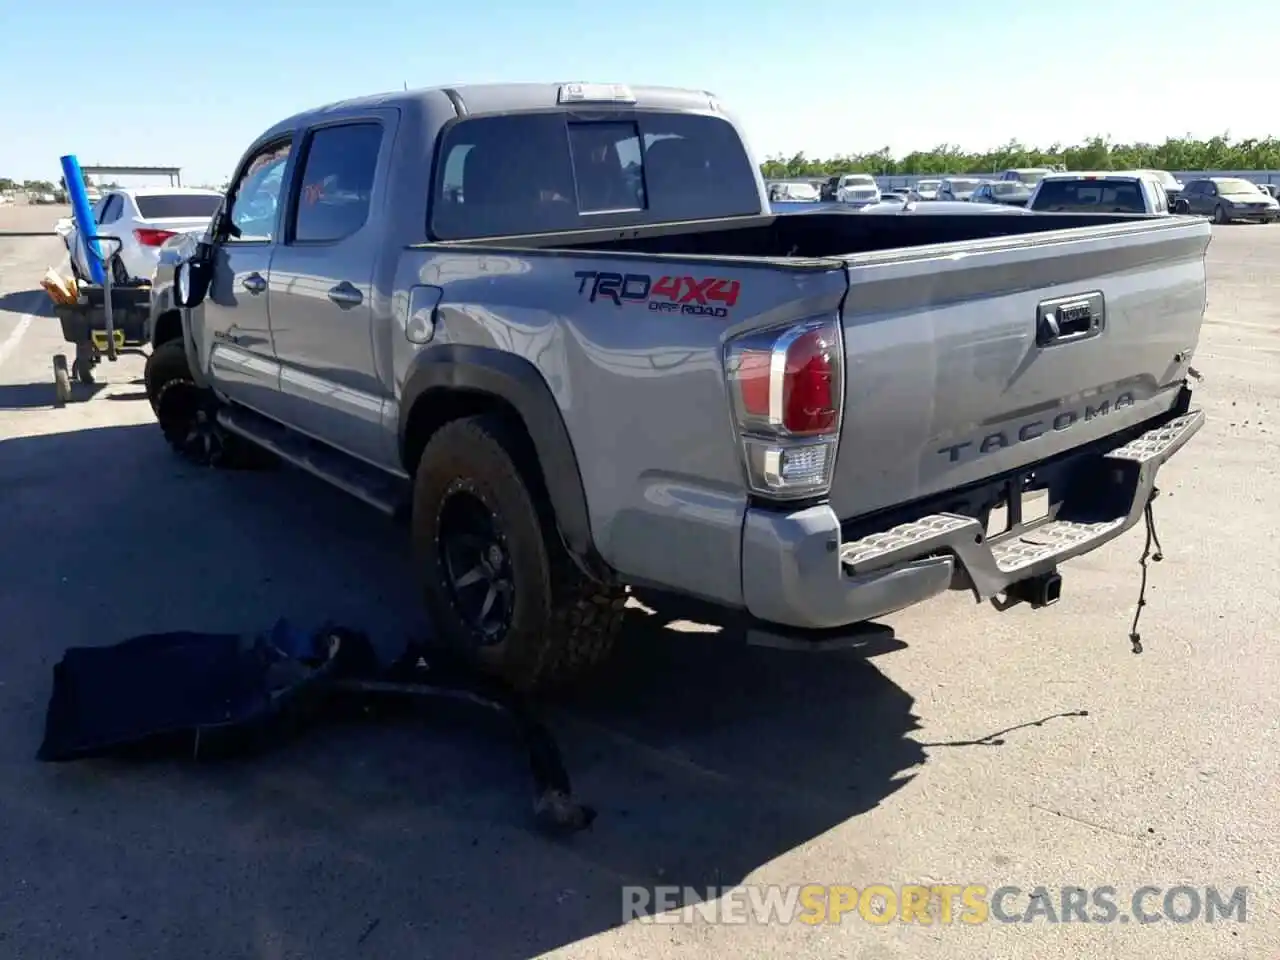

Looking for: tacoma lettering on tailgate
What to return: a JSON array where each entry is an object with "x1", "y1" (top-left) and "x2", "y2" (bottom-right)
[
  {"x1": 573, "y1": 270, "x2": 740, "y2": 317},
  {"x1": 937, "y1": 392, "x2": 1136, "y2": 464}
]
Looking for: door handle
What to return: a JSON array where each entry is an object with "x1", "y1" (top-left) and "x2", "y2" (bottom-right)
[
  {"x1": 327, "y1": 281, "x2": 363, "y2": 310},
  {"x1": 241, "y1": 272, "x2": 266, "y2": 295}
]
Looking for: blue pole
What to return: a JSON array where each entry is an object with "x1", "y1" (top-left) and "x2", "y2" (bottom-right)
[{"x1": 59, "y1": 154, "x2": 104, "y2": 285}]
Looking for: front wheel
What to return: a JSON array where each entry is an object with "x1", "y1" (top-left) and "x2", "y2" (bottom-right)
[
  {"x1": 1213, "y1": 204, "x2": 1229, "y2": 225},
  {"x1": 144, "y1": 339, "x2": 271, "y2": 468},
  {"x1": 411, "y1": 414, "x2": 628, "y2": 692}
]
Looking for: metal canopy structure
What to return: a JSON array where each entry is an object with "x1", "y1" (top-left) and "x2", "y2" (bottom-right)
[{"x1": 80, "y1": 165, "x2": 182, "y2": 186}]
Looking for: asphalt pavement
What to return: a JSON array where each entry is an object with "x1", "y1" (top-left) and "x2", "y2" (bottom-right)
[{"x1": 0, "y1": 203, "x2": 1276, "y2": 960}]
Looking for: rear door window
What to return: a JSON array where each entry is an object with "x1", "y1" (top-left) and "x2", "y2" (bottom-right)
[
  {"x1": 431, "y1": 111, "x2": 762, "y2": 239},
  {"x1": 289, "y1": 122, "x2": 382, "y2": 243},
  {"x1": 98, "y1": 194, "x2": 122, "y2": 224}
]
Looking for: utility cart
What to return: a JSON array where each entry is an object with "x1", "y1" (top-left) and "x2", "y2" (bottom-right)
[{"x1": 51, "y1": 236, "x2": 152, "y2": 404}]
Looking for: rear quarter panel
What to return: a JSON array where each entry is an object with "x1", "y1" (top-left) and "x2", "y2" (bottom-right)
[{"x1": 388, "y1": 248, "x2": 848, "y2": 607}]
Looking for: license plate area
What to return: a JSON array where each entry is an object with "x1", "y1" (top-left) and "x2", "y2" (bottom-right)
[{"x1": 986, "y1": 473, "x2": 1051, "y2": 538}]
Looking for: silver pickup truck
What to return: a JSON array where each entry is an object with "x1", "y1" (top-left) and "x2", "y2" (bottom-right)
[{"x1": 149, "y1": 82, "x2": 1208, "y2": 690}]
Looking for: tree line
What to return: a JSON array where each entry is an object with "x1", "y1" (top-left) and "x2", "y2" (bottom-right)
[
  {"x1": 760, "y1": 134, "x2": 1280, "y2": 178},
  {"x1": 6, "y1": 133, "x2": 1279, "y2": 194}
]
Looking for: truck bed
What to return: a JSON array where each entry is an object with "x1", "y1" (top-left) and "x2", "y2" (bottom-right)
[{"x1": 432, "y1": 211, "x2": 1210, "y2": 525}]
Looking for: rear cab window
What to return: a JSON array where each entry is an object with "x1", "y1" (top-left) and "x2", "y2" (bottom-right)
[
  {"x1": 135, "y1": 194, "x2": 223, "y2": 219},
  {"x1": 430, "y1": 111, "x2": 762, "y2": 240},
  {"x1": 1030, "y1": 178, "x2": 1147, "y2": 213}
]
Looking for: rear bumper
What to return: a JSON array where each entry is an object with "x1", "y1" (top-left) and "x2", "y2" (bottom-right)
[{"x1": 740, "y1": 405, "x2": 1204, "y2": 632}]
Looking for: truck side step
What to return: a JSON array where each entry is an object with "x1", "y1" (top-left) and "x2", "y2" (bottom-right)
[{"x1": 217, "y1": 405, "x2": 409, "y2": 517}]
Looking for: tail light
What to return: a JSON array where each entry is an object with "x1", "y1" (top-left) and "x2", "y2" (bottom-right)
[
  {"x1": 724, "y1": 317, "x2": 843, "y2": 500},
  {"x1": 134, "y1": 228, "x2": 176, "y2": 247}
]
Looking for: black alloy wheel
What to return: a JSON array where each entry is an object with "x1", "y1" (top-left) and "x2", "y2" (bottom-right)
[
  {"x1": 154, "y1": 377, "x2": 229, "y2": 466},
  {"x1": 436, "y1": 486, "x2": 515, "y2": 645}
]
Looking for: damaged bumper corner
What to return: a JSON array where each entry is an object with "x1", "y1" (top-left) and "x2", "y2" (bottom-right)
[{"x1": 740, "y1": 407, "x2": 1205, "y2": 632}]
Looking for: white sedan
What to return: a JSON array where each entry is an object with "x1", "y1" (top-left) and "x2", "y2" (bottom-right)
[{"x1": 62, "y1": 187, "x2": 223, "y2": 283}]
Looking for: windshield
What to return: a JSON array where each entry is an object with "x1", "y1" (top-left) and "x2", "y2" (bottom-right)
[
  {"x1": 916, "y1": 180, "x2": 940, "y2": 190},
  {"x1": 1014, "y1": 170, "x2": 1048, "y2": 184},
  {"x1": 992, "y1": 182, "x2": 1028, "y2": 195},
  {"x1": 1217, "y1": 178, "x2": 1259, "y2": 195},
  {"x1": 949, "y1": 179, "x2": 981, "y2": 191},
  {"x1": 841, "y1": 176, "x2": 875, "y2": 187},
  {"x1": 1142, "y1": 170, "x2": 1179, "y2": 187}
]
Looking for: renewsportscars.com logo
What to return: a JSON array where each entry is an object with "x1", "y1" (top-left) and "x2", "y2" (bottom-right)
[{"x1": 622, "y1": 884, "x2": 1249, "y2": 926}]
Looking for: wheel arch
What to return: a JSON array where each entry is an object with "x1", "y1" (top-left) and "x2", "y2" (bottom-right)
[
  {"x1": 152, "y1": 309, "x2": 183, "y2": 347},
  {"x1": 400, "y1": 345, "x2": 611, "y2": 583}
]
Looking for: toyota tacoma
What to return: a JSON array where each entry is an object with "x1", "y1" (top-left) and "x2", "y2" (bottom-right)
[{"x1": 147, "y1": 82, "x2": 1209, "y2": 689}]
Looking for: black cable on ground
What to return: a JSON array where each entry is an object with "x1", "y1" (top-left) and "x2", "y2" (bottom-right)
[{"x1": 1127, "y1": 488, "x2": 1165, "y2": 654}]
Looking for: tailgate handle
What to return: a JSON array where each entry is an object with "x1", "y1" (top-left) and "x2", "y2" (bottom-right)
[{"x1": 1037, "y1": 292, "x2": 1104, "y2": 347}]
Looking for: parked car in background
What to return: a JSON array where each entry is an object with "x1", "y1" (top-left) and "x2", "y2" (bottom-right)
[
  {"x1": 835, "y1": 173, "x2": 881, "y2": 206},
  {"x1": 1175, "y1": 177, "x2": 1280, "y2": 223},
  {"x1": 911, "y1": 178, "x2": 941, "y2": 200},
  {"x1": 936, "y1": 177, "x2": 983, "y2": 201},
  {"x1": 1026, "y1": 172, "x2": 1169, "y2": 215},
  {"x1": 1133, "y1": 169, "x2": 1183, "y2": 211},
  {"x1": 865, "y1": 192, "x2": 910, "y2": 211},
  {"x1": 769, "y1": 181, "x2": 821, "y2": 202},
  {"x1": 64, "y1": 186, "x2": 225, "y2": 282},
  {"x1": 971, "y1": 181, "x2": 1033, "y2": 207},
  {"x1": 1256, "y1": 183, "x2": 1279, "y2": 200},
  {"x1": 998, "y1": 167, "x2": 1053, "y2": 186}
]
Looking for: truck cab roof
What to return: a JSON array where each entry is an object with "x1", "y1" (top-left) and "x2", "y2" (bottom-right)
[{"x1": 262, "y1": 82, "x2": 723, "y2": 141}]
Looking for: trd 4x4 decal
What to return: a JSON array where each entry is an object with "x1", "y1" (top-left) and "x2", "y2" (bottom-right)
[{"x1": 574, "y1": 270, "x2": 741, "y2": 317}]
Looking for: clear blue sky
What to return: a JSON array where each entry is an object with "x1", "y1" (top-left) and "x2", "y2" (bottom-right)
[{"x1": 2, "y1": 0, "x2": 1274, "y2": 185}]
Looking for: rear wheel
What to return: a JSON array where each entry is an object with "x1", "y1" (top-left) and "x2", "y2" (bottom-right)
[{"x1": 411, "y1": 414, "x2": 628, "y2": 692}]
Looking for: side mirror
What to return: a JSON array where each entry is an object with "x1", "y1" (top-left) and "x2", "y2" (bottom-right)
[{"x1": 174, "y1": 258, "x2": 211, "y2": 309}]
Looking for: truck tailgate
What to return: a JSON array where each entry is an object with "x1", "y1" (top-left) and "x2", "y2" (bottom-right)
[{"x1": 830, "y1": 217, "x2": 1210, "y2": 521}]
